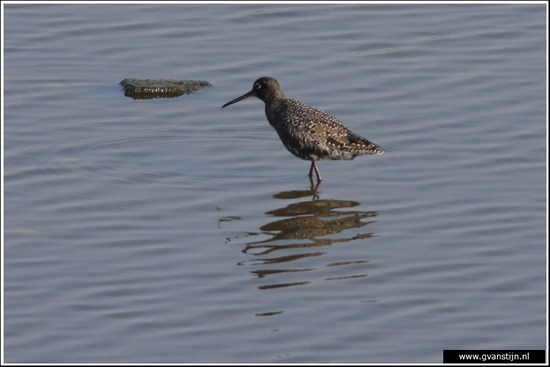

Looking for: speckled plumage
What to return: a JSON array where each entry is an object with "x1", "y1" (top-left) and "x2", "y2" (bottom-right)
[{"x1": 222, "y1": 76, "x2": 382, "y2": 181}]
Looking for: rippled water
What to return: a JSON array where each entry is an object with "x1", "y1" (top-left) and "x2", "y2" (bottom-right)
[{"x1": 3, "y1": 3, "x2": 547, "y2": 363}]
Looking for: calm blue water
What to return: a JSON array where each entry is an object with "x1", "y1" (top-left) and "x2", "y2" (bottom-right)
[{"x1": 3, "y1": 3, "x2": 547, "y2": 363}]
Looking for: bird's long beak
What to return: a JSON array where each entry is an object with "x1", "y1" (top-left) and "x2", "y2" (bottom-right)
[{"x1": 222, "y1": 90, "x2": 254, "y2": 108}]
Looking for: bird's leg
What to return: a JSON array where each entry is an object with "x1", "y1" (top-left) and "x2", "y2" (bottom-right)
[
  {"x1": 309, "y1": 161, "x2": 322, "y2": 181},
  {"x1": 308, "y1": 175, "x2": 321, "y2": 199}
]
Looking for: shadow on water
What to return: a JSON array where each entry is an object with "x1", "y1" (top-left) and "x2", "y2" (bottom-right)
[{"x1": 223, "y1": 182, "x2": 380, "y2": 308}]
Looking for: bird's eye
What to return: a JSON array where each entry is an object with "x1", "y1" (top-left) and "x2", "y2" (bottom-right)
[{"x1": 254, "y1": 83, "x2": 261, "y2": 90}]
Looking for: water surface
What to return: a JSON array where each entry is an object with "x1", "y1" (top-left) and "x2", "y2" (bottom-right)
[{"x1": 3, "y1": 3, "x2": 547, "y2": 363}]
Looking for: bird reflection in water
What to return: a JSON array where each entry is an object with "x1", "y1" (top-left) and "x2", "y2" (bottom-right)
[{"x1": 224, "y1": 185, "x2": 379, "y2": 292}]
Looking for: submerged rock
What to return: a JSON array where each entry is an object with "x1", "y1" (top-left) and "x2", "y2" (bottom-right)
[{"x1": 120, "y1": 79, "x2": 211, "y2": 99}]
